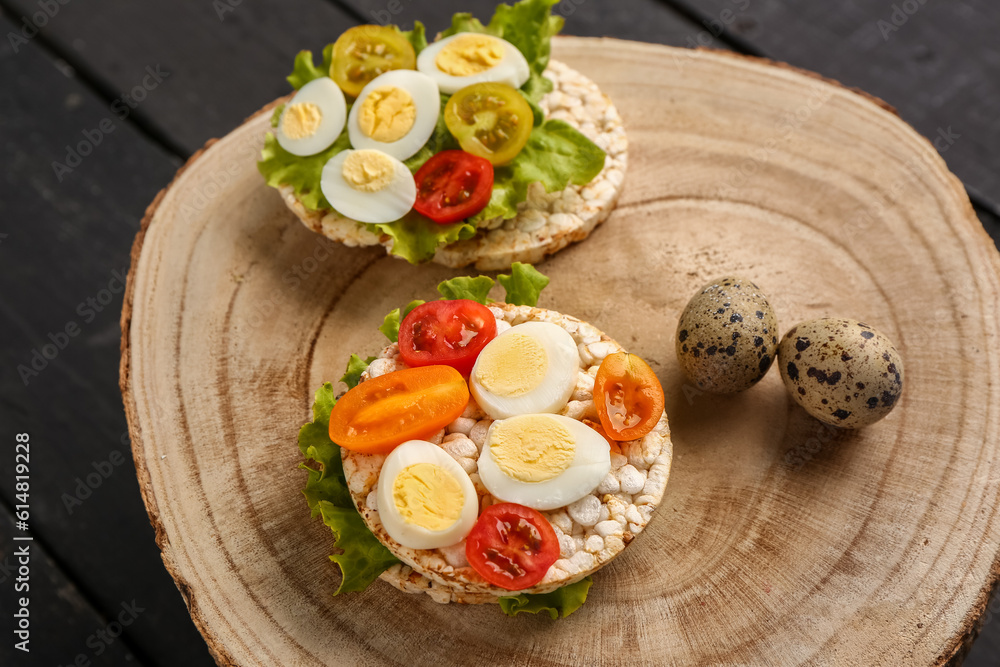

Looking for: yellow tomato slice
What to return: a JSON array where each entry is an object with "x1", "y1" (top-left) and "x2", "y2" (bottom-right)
[
  {"x1": 444, "y1": 83, "x2": 533, "y2": 165},
  {"x1": 594, "y1": 352, "x2": 665, "y2": 442},
  {"x1": 331, "y1": 25, "x2": 416, "y2": 97},
  {"x1": 329, "y1": 365, "x2": 469, "y2": 454}
]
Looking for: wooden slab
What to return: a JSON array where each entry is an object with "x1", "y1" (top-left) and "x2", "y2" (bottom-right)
[{"x1": 121, "y1": 38, "x2": 1000, "y2": 666}]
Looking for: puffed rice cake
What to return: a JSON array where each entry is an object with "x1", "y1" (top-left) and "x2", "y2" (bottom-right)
[
  {"x1": 341, "y1": 303, "x2": 671, "y2": 604},
  {"x1": 279, "y1": 61, "x2": 627, "y2": 271}
]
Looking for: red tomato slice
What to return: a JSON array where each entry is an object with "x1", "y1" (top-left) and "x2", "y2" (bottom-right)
[
  {"x1": 465, "y1": 503, "x2": 560, "y2": 591},
  {"x1": 398, "y1": 299, "x2": 497, "y2": 376},
  {"x1": 594, "y1": 352, "x2": 665, "y2": 442},
  {"x1": 329, "y1": 365, "x2": 469, "y2": 454},
  {"x1": 413, "y1": 150, "x2": 494, "y2": 224}
]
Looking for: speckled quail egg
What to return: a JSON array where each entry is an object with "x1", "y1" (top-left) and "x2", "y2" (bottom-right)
[
  {"x1": 777, "y1": 318, "x2": 904, "y2": 428},
  {"x1": 675, "y1": 276, "x2": 779, "y2": 393}
]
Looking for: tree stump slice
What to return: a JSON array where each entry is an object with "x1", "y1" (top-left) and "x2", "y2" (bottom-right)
[{"x1": 120, "y1": 38, "x2": 1000, "y2": 666}]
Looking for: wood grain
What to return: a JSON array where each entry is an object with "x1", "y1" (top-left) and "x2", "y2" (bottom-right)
[{"x1": 121, "y1": 38, "x2": 1000, "y2": 666}]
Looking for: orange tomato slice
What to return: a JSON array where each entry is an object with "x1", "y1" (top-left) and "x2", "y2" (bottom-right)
[
  {"x1": 594, "y1": 352, "x2": 665, "y2": 442},
  {"x1": 330, "y1": 365, "x2": 469, "y2": 454}
]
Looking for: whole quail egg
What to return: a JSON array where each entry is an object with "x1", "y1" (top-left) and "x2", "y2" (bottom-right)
[
  {"x1": 675, "y1": 276, "x2": 779, "y2": 393},
  {"x1": 777, "y1": 318, "x2": 904, "y2": 428}
]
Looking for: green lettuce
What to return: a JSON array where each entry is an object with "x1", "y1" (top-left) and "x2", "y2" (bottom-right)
[
  {"x1": 260, "y1": 0, "x2": 604, "y2": 264},
  {"x1": 367, "y1": 212, "x2": 476, "y2": 265},
  {"x1": 298, "y1": 383, "x2": 400, "y2": 593},
  {"x1": 258, "y1": 129, "x2": 349, "y2": 211},
  {"x1": 340, "y1": 354, "x2": 376, "y2": 389},
  {"x1": 498, "y1": 262, "x2": 550, "y2": 306},
  {"x1": 378, "y1": 300, "x2": 425, "y2": 342},
  {"x1": 287, "y1": 44, "x2": 335, "y2": 90},
  {"x1": 472, "y1": 120, "x2": 606, "y2": 224},
  {"x1": 499, "y1": 576, "x2": 593, "y2": 619},
  {"x1": 441, "y1": 0, "x2": 563, "y2": 105},
  {"x1": 437, "y1": 275, "x2": 495, "y2": 303}
]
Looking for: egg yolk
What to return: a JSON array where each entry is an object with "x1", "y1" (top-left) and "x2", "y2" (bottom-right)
[
  {"x1": 490, "y1": 416, "x2": 575, "y2": 483},
  {"x1": 435, "y1": 34, "x2": 504, "y2": 76},
  {"x1": 282, "y1": 102, "x2": 323, "y2": 139},
  {"x1": 392, "y1": 462, "x2": 464, "y2": 531},
  {"x1": 475, "y1": 332, "x2": 548, "y2": 397},
  {"x1": 341, "y1": 150, "x2": 395, "y2": 192},
  {"x1": 358, "y1": 86, "x2": 416, "y2": 143}
]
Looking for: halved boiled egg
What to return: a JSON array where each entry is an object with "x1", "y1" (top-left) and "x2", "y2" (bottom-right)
[
  {"x1": 320, "y1": 149, "x2": 416, "y2": 224},
  {"x1": 347, "y1": 70, "x2": 440, "y2": 161},
  {"x1": 416, "y1": 33, "x2": 530, "y2": 95},
  {"x1": 470, "y1": 321, "x2": 580, "y2": 420},
  {"x1": 377, "y1": 440, "x2": 479, "y2": 549},
  {"x1": 276, "y1": 77, "x2": 347, "y2": 156},
  {"x1": 478, "y1": 414, "x2": 611, "y2": 511}
]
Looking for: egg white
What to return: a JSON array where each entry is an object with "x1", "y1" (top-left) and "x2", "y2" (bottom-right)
[
  {"x1": 377, "y1": 440, "x2": 479, "y2": 550},
  {"x1": 478, "y1": 414, "x2": 611, "y2": 511},
  {"x1": 470, "y1": 321, "x2": 580, "y2": 420},
  {"x1": 347, "y1": 70, "x2": 440, "y2": 161},
  {"x1": 416, "y1": 33, "x2": 530, "y2": 95},
  {"x1": 320, "y1": 149, "x2": 416, "y2": 224},
  {"x1": 276, "y1": 77, "x2": 347, "y2": 157}
]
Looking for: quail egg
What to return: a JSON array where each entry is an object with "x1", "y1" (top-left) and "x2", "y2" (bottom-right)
[
  {"x1": 675, "y1": 276, "x2": 779, "y2": 393},
  {"x1": 777, "y1": 318, "x2": 904, "y2": 428}
]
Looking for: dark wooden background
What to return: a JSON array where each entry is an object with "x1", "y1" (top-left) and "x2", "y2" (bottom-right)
[{"x1": 1, "y1": 1, "x2": 998, "y2": 665}]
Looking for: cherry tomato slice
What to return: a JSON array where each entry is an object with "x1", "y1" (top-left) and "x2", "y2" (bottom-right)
[
  {"x1": 444, "y1": 83, "x2": 533, "y2": 166},
  {"x1": 583, "y1": 418, "x2": 621, "y2": 454},
  {"x1": 465, "y1": 503, "x2": 559, "y2": 591},
  {"x1": 331, "y1": 26, "x2": 416, "y2": 97},
  {"x1": 594, "y1": 352, "x2": 665, "y2": 442},
  {"x1": 413, "y1": 150, "x2": 494, "y2": 224},
  {"x1": 398, "y1": 299, "x2": 497, "y2": 375},
  {"x1": 329, "y1": 365, "x2": 469, "y2": 454}
]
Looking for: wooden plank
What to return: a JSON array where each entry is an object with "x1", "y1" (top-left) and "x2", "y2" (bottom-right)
[
  {"x1": 0, "y1": 503, "x2": 145, "y2": 666},
  {"x1": 338, "y1": 0, "x2": 710, "y2": 46},
  {"x1": 0, "y1": 16, "x2": 214, "y2": 667},
  {"x1": 669, "y1": 0, "x2": 1000, "y2": 217},
  {"x1": 1, "y1": 0, "x2": 358, "y2": 155}
]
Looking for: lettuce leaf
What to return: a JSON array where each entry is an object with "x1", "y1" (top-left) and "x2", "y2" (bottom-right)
[
  {"x1": 472, "y1": 120, "x2": 607, "y2": 223},
  {"x1": 340, "y1": 354, "x2": 375, "y2": 390},
  {"x1": 441, "y1": 0, "x2": 563, "y2": 105},
  {"x1": 499, "y1": 262, "x2": 549, "y2": 306},
  {"x1": 379, "y1": 300, "x2": 425, "y2": 342},
  {"x1": 258, "y1": 129, "x2": 348, "y2": 211},
  {"x1": 403, "y1": 21, "x2": 428, "y2": 54},
  {"x1": 498, "y1": 576, "x2": 593, "y2": 619},
  {"x1": 298, "y1": 383, "x2": 400, "y2": 594},
  {"x1": 437, "y1": 276, "x2": 495, "y2": 303},
  {"x1": 367, "y1": 212, "x2": 477, "y2": 265},
  {"x1": 287, "y1": 44, "x2": 335, "y2": 90}
]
